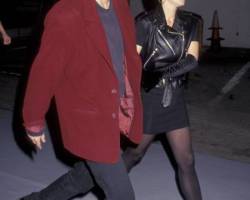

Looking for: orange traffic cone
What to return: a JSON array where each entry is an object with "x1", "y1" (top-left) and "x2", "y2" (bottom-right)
[{"x1": 207, "y1": 10, "x2": 224, "y2": 51}]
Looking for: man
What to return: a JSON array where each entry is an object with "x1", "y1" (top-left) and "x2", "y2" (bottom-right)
[{"x1": 22, "y1": 0, "x2": 142, "y2": 199}]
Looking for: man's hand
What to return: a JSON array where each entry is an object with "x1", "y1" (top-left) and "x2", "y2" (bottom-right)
[{"x1": 27, "y1": 134, "x2": 46, "y2": 150}]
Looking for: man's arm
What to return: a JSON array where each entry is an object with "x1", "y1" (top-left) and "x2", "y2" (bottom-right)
[{"x1": 23, "y1": 13, "x2": 70, "y2": 149}]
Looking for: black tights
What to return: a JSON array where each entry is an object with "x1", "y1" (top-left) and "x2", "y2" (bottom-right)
[{"x1": 122, "y1": 127, "x2": 202, "y2": 200}]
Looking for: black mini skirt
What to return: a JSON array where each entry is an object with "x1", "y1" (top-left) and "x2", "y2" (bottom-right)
[{"x1": 142, "y1": 86, "x2": 189, "y2": 134}]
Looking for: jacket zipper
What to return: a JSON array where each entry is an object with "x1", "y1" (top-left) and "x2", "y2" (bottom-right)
[
  {"x1": 157, "y1": 28, "x2": 176, "y2": 56},
  {"x1": 167, "y1": 30, "x2": 185, "y2": 63},
  {"x1": 143, "y1": 29, "x2": 185, "y2": 69},
  {"x1": 143, "y1": 48, "x2": 158, "y2": 69}
]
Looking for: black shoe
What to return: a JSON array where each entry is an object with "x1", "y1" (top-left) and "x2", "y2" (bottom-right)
[
  {"x1": 20, "y1": 162, "x2": 94, "y2": 200},
  {"x1": 20, "y1": 192, "x2": 40, "y2": 200}
]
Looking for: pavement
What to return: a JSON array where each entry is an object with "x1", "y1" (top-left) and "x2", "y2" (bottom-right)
[
  {"x1": 186, "y1": 60, "x2": 250, "y2": 163},
  {"x1": 1, "y1": 48, "x2": 250, "y2": 199},
  {"x1": 1, "y1": 109, "x2": 250, "y2": 200}
]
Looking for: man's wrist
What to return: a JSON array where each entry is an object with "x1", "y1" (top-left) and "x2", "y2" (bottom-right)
[
  {"x1": 26, "y1": 129, "x2": 45, "y2": 137},
  {"x1": 25, "y1": 125, "x2": 45, "y2": 137}
]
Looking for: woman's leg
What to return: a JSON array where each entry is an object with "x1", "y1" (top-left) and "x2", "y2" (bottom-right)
[
  {"x1": 21, "y1": 162, "x2": 94, "y2": 200},
  {"x1": 86, "y1": 155, "x2": 135, "y2": 200},
  {"x1": 122, "y1": 134, "x2": 155, "y2": 172},
  {"x1": 166, "y1": 127, "x2": 202, "y2": 200}
]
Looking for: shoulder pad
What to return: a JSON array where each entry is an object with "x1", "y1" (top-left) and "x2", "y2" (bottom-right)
[{"x1": 178, "y1": 10, "x2": 202, "y2": 23}]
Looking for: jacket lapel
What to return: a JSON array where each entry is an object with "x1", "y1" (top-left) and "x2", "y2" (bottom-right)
[
  {"x1": 78, "y1": 0, "x2": 133, "y2": 77},
  {"x1": 78, "y1": 0, "x2": 113, "y2": 69}
]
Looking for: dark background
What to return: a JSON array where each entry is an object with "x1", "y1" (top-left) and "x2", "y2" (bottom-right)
[{"x1": 0, "y1": 0, "x2": 57, "y2": 28}]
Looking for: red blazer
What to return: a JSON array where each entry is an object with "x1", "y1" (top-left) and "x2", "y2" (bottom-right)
[{"x1": 23, "y1": 0, "x2": 143, "y2": 163}]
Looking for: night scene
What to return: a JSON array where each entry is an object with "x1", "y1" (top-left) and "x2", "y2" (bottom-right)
[{"x1": 0, "y1": 0, "x2": 250, "y2": 200}]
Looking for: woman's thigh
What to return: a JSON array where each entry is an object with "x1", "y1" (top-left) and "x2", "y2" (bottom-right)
[{"x1": 165, "y1": 127, "x2": 195, "y2": 167}]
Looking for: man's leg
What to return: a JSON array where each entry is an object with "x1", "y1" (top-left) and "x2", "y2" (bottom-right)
[
  {"x1": 86, "y1": 155, "x2": 135, "y2": 200},
  {"x1": 21, "y1": 162, "x2": 94, "y2": 200}
]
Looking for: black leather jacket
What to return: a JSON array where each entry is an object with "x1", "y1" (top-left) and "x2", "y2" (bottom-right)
[{"x1": 136, "y1": 6, "x2": 200, "y2": 73}]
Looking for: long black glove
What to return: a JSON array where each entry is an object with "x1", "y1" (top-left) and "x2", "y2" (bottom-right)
[
  {"x1": 142, "y1": 54, "x2": 198, "y2": 91},
  {"x1": 164, "y1": 54, "x2": 198, "y2": 77}
]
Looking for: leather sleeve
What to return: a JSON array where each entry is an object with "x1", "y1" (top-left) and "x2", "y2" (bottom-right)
[
  {"x1": 190, "y1": 17, "x2": 201, "y2": 42},
  {"x1": 135, "y1": 13, "x2": 150, "y2": 47},
  {"x1": 164, "y1": 54, "x2": 198, "y2": 77}
]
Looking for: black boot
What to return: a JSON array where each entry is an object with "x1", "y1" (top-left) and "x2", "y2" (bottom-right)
[
  {"x1": 21, "y1": 162, "x2": 94, "y2": 200},
  {"x1": 21, "y1": 192, "x2": 40, "y2": 200}
]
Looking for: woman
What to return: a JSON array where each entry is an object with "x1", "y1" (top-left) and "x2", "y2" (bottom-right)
[
  {"x1": 0, "y1": 20, "x2": 11, "y2": 45},
  {"x1": 122, "y1": 0, "x2": 203, "y2": 199}
]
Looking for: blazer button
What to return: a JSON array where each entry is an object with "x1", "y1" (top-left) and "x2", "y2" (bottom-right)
[
  {"x1": 112, "y1": 113, "x2": 117, "y2": 119},
  {"x1": 111, "y1": 89, "x2": 117, "y2": 94}
]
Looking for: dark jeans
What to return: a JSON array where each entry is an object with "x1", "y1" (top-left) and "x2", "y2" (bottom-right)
[
  {"x1": 22, "y1": 156, "x2": 135, "y2": 200},
  {"x1": 86, "y1": 156, "x2": 135, "y2": 200},
  {"x1": 22, "y1": 162, "x2": 94, "y2": 200}
]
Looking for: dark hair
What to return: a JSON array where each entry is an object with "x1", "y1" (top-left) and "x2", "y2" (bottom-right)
[{"x1": 142, "y1": 0, "x2": 159, "y2": 11}]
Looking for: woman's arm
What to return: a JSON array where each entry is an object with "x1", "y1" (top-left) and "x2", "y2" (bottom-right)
[
  {"x1": 161, "y1": 40, "x2": 200, "y2": 77},
  {"x1": 0, "y1": 21, "x2": 11, "y2": 45},
  {"x1": 187, "y1": 40, "x2": 199, "y2": 60},
  {"x1": 0, "y1": 21, "x2": 7, "y2": 34}
]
